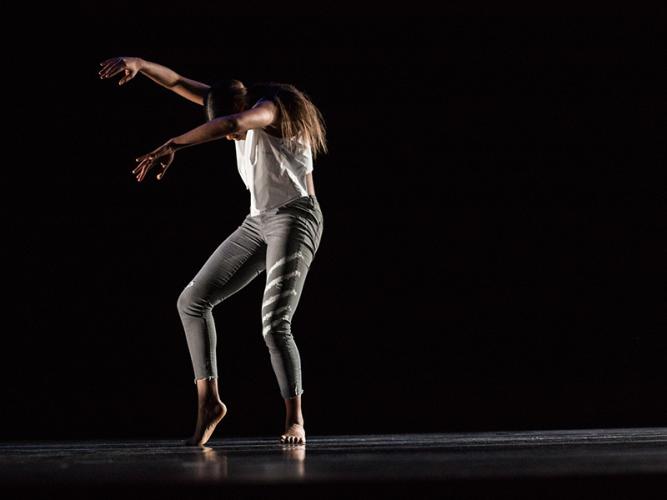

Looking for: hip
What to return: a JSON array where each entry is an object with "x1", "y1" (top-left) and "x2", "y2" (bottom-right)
[{"x1": 247, "y1": 194, "x2": 323, "y2": 226}]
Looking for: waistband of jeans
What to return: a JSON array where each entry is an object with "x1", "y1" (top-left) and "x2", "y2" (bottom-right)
[{"x1": 288, "y1": 194, "x2": 318, "y2": 206}]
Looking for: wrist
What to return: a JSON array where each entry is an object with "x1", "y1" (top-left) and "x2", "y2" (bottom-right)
[{"x1": 168, "y1": 137, "x2": 185, "y2": 152}]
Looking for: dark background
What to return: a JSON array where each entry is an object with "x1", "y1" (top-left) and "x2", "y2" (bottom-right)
[{"x1": 5, "y1": 12, "x2": 665, "y2": 441}]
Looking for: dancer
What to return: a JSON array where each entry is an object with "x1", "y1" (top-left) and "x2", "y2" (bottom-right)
[{"x1": 99, "y1": 56, "x2": 326, "y2": 446}]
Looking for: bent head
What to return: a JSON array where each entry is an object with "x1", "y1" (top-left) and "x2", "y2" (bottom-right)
[
  {"x1": 205, "y1": 79, "x2": 249, "y2": 141},
  {"x1": 205, "y1": 79, "x2": 328, "y2": 157}
]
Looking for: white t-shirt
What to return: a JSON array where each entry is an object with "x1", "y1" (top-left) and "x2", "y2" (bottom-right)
[{"x1": 234, "y1": 127, "x2": 314, "y2": 216}]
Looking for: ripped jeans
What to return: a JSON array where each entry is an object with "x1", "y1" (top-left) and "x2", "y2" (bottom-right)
[{"x1": 176, "y1": 194, "x2": 324, "y2": 399}]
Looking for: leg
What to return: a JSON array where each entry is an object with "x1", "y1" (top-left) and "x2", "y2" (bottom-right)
[
  {"x1": 261, "y1": 197, "x2": 324, "y2": 443},
  {"x1": 177, "y1": 217, "x2": 267, "y2": 385},
  {"x1": 177, "y1": 217, "x2": 267, "y2": 445}
]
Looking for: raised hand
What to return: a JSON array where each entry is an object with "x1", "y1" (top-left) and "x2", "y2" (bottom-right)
[
  {"x1": 99, "y1": 56, "x2": 143, "y2": 86},
  {"x1": 133, "y1": 140, "x2": 176, "y2": 182}
]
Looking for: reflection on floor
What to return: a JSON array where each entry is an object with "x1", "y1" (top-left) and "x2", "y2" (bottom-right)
[{"x1": 1, "y1": 428, "x2": 666, "y2": 498}]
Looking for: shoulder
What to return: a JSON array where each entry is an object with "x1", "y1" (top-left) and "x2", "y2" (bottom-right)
[
  {"x1": 248, "y1": 99, "x2": 282, "y2": 136},
  {"x1": 251, "y1": 97, "x2": 278, "y2": 112},
  {"x1": 247, "y1": 98, "x2": 279, "y2": 121}
]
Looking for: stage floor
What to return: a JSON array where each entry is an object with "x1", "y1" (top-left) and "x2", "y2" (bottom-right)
[{"x1": 2, "y1": 427, "x2": 667, "y2": 498}]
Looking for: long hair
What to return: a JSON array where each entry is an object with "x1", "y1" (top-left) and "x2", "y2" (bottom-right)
[{"x1": 205, "y1": 80, "x2": 328, "y2": 160}]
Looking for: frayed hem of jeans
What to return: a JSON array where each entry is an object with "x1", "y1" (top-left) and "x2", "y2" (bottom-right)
[
  {"x1": 283, "y1": 390, "x2": 304, "y2": 400},
  {"x1": 194, "y1": 376, "x2": 217, "y2": 385}
]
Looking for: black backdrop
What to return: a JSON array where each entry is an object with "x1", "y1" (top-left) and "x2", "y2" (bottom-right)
[{"x1": 5, "y1": 13, "x2": 665, "y2": 441}]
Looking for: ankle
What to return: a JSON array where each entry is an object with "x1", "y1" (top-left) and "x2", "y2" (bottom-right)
[
  {"x1": 286, "y1": 416, "x2": 304, "y2": 426},
  {"x1": 198, "y1": 395, "x2": 222, "y2": 407}
]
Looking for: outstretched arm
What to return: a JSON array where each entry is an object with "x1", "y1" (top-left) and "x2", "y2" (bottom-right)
[
  {"x1": 132, "y1": 99, "x2": 278, "y2": 182},
  {"x1": 99, "y1": 56, "x2": 210, "y2": 105},
  {"x1": 173, "y1": 99, "x2": 278, "y2": 149}
]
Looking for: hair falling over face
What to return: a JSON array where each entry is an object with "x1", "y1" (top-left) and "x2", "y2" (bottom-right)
[{"x1": 205, "y1": 80, "x2": 328, "y2": 160}]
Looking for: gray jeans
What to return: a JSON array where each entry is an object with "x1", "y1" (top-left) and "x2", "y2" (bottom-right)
[{"x1": 176, "y1": 194, "x2": 324, "y2": 399}]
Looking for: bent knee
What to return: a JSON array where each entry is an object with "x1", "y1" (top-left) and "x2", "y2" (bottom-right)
[
  {"x1": 262, "y1": 318, "x2": 293, "y2": 342},
  {"x1": 177, "y1": 282, "x2": 211, "y2": 316}
]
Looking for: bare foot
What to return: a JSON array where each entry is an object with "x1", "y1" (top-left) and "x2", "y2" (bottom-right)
[
  {"x1": 184, "y1": 400, "x2": 227, "y2": 446},
  {"x1": 281, "y1": 422, "x2": 306, "y2": 444}
]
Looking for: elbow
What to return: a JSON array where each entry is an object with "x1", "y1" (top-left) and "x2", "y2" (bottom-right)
[
  {"x1": 223, "y1": 116, "x2": 242, "y2": 134},
  {"x1": 167, "y1": 74, "x2": 184, "y2": 89},
  {"x1": 229, "y1": 117, "x2": 241, "y2": 132},
  {"x1": 212, "y1": 116, "x2": 241, "y2": 136}
]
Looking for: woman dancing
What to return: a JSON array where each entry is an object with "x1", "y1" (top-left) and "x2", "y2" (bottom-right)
[{"x1": 99, "y1": 56, "x2": 326, "y2": 446}]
